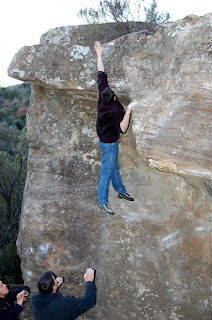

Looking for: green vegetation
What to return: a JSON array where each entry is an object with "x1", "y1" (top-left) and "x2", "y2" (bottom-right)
[
  {"x1": 0, "y1": 83, "x2": 30, "y2": 129},
  {"x1": 0, "y1": 240, "x2": 23, "y2": 284},
  {"x1": 78, "y1": 0, "x2": 171, "y2": 27},
  {"x1": 0, "y1": 83, "x2": 31, "y2": 283}
]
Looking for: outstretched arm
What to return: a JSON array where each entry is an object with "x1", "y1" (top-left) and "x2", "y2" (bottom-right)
[
  {"x1": 120, "y1": 109, "x2": 131, "y2": 133},
  {"x1": 61, "y1": 268, "x2": 96, "y2": 319},
  {"x1": 94, "y1": 41, "x2": 104, "y2": 72},
  {"x1": 120, "y1": 101, "x2": 138, "y2": 133}
]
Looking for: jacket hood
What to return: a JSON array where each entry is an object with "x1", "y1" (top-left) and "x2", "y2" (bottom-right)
[{"x1": 31, "y1": 291, "x2": 60, "y2": 307}]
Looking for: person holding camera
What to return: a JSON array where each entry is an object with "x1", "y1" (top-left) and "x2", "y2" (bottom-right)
[
  {"x1": 0, "y1": 280, "x2": 30, "y2": 320},
  {"x1": 94, "y1": 41, "x2": 138, "y2": 215},
  {"x1": 31, "y1": 268, "x2": 96, "y2": 320}
]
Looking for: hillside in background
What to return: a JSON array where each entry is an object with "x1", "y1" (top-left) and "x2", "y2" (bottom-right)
[{"x1": 0, "y1": 83, "x2": 31, "y2": 129}]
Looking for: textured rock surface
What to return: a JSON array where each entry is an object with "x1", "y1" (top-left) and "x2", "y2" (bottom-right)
[{"x1": 8, "y1": 17, "x2": 212, "y2": 320}]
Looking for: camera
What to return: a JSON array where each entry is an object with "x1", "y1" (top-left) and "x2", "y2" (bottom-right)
[
  {"x1": 57, "y1": 276, "x2": 65, "y2": 290},
  {"x1": 92, "y1": 268, "x2": 96, "y2": 281}
]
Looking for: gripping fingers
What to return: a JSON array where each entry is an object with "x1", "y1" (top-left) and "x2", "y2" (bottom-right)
[{"x1": 128, "y1": 100, "x2": 138, "y2": 109}]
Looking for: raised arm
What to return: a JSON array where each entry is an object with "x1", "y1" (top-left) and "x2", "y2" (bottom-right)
[
  {"x1": 94, "y1": 41, "x2": 105, "y2": 72},
  {"x1": 62, "y1": 268, "x2": 96, "y2": 319}
]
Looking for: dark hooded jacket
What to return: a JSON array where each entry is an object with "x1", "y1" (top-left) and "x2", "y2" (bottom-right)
[
  {"x1": 31, "y1": 281, "x2": 96, "y2": 320},
  {"x1": 0, "y1": 285, "x2": 30, "y2": 320},
  {"x1": 97, "y1": 71, "x2": 126, "y2": 143}
]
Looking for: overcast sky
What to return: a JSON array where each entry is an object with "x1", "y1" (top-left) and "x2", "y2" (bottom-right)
[{"x1": 1, "y1": 0, "x2": 211, "y2": 87}]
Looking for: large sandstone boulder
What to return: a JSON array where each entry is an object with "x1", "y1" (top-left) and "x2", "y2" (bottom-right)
[{"x1": 9, "y1": 16, "x2": 211, "y2": 320}]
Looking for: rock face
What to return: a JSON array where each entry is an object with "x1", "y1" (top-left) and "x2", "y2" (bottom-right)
[{"x1": 9, "y1": 17, "x2": 212, "y2": 320}]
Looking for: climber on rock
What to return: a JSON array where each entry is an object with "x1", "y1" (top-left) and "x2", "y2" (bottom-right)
[
  {"x1": 94, "y1": 40, "x2": 138, "y2": 215},
  {"x1": 0, "y1": 280, "x2": 30, "y2": 320},
  {"x1": 31, "y1": 269, "x2": 96, "y2": 320}
]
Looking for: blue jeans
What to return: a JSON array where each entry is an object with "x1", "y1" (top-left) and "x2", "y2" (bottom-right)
[{"x1": 97, "y1": 140, "x2": 126, "y2": 205}]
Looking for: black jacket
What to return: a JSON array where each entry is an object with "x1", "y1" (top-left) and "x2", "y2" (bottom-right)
[
  {"x1": 31, "y1": 281, "x2": 96, "y2": 320},
  {"x1": 0, "y1": 285, "x2": 30, "y2": 320},
  {"x1": 97, "y1": 71, "x2": 125, "y2": 143}
]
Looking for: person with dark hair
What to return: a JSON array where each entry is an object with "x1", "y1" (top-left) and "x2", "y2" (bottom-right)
[
  {"x1": 37, "y1": 270, "x2": 62, "y2": 295},
  {"x1": 0, "y1": 280, "x2": 30, "y2": 320},
  {"x1": 31, "y1": 268, "x2": 96, "y2": 320},
  {"x1": 94, "y1": 41, "x2": 138, "y2": 215}
]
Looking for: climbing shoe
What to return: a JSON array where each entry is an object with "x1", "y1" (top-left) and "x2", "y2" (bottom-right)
[
  {"x1": 118, "y1": 192, "x2": 134, "y2": 201},
  {"x1": 98, "y1": 203, "x2": 114, "y2": 215}
]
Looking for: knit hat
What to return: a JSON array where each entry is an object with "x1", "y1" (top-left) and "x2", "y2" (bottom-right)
[{"x1": 101, "y1": 87, "x2": 114, "y2": 104}]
